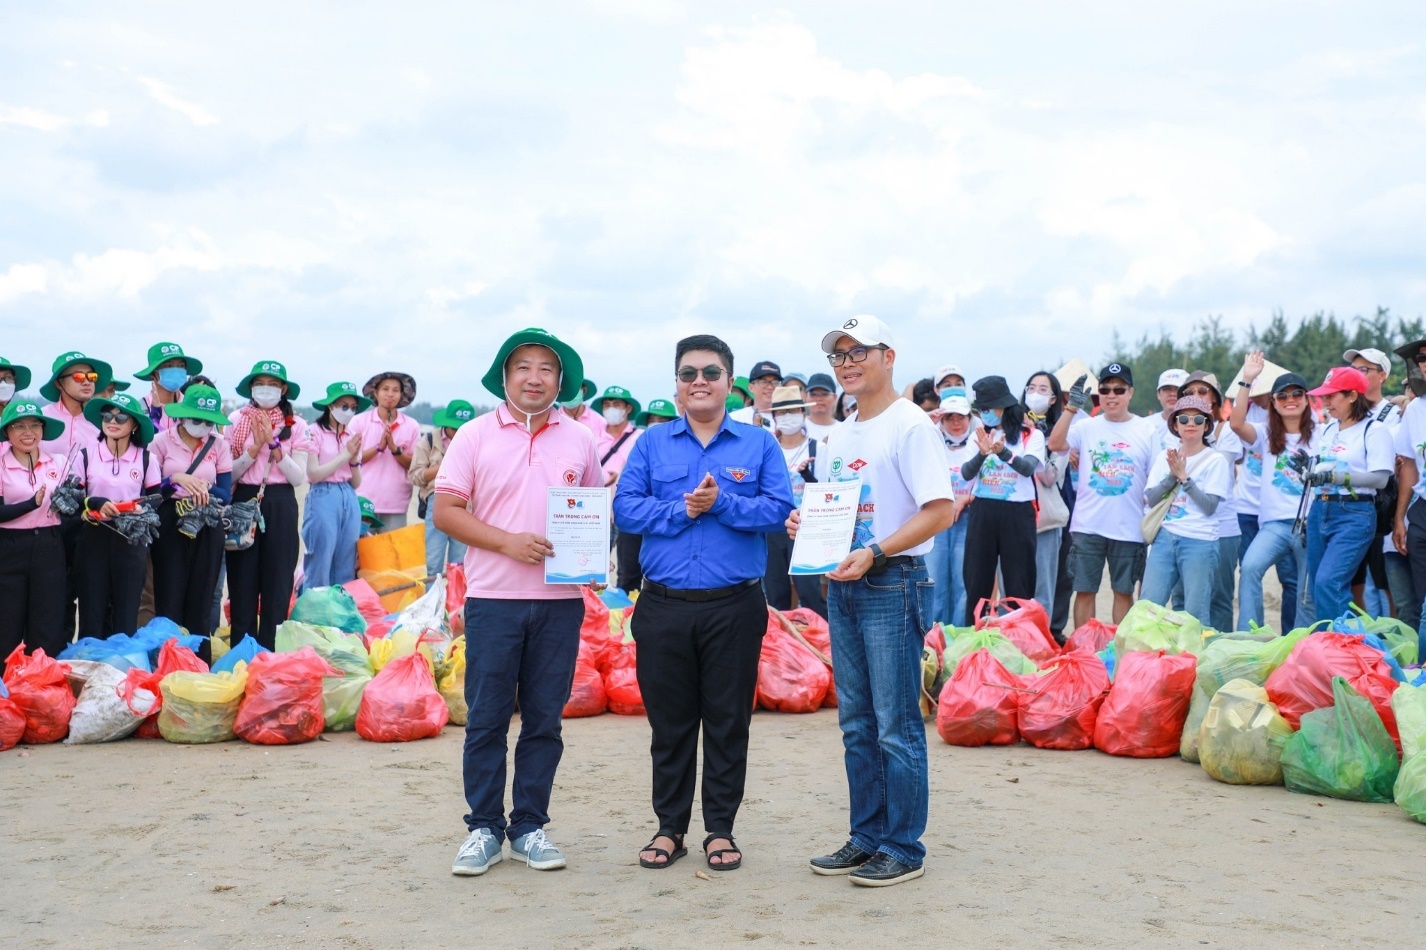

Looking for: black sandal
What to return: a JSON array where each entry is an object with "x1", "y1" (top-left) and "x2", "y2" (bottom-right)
[
  {"x1": 702, "y1": 833, "x2": 742, "y2": 871},
  {"x1": 639, "y1": 833, "x2": 687, "y2": 869}
]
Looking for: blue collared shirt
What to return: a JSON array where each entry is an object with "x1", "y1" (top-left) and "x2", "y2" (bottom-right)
[{"x1": 614, "y1": 413, "x2": 795, "y2": 590}]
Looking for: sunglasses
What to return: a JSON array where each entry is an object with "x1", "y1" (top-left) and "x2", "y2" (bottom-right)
[
  {"x1": 826, "y1": 345, "x2": 888, "y2": 368},
  {"x1": 1182, "y1": 386, "x2": 1213, "y2": 397},
  {"x1": 1098, "y1": 385, "x2": 1128, "y2": 396},
  {"x1": 69, "y1": 372, "x2": 100, "y2": 383},
  {"x1": 100, "y1": 410, "x2": 129, "y2": 424},
  {"x1": 1273, "y1": 388, "x2": 1307, "y2": 402},
  {"x1": 1413, "y1": 352, "x2": 1426, "y2": 365},
  {"x1": 1174, "y1": 413, "x2": 1209, "y2": 426},
  {"x1": 676, "y1": 365, "x2": 728, "y2": 383}
]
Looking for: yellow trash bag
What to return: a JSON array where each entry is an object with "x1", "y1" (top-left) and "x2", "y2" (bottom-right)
[
  {"x1": 436, "y1": 636, "x2": 467, "y2": 726},
  {"x1": 1198, "y1": 678, "x2": 1293, "y2": 786},
  {"x1": 157, "y1": 664, "x2": 249, "y2": 744},
  {"x1": 211, "y1": 628, "x2": 232, "y2": 662},
  {"x1": 368, "y1": 628, "x2": 432, "y2": 673}
]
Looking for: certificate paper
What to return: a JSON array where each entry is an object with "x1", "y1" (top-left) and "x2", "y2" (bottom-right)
[
  {"x1": 545, "y1": 486, "x2": 611, "y2": 585},
  {"x1": 789, "y1": 478, "x2": 860, "y2": 575}
]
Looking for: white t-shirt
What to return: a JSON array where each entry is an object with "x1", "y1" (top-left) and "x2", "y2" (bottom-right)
[
  {"x1": 1251, "y1": 428, "x2": 1319, "y2": 524},
  {"x1": 1394, "y1": 398, "x2": 1426, "y2": 504},
  {"x1": 1066, "y1": 413, "x2": 1157, "y2": 543},
  {"x1": 1235, "y1": 403, "x2": 1270, "y2": 516},
  {"x1": 971, "y1": 427, "x2": 1045, "y2": 503},
  {"x1": 1316, "y1": 415, "x2": 1395, "y2": 498},
  {"x1": 943, "y1": 436, "x2": 978, "y2": 502},
  {"x1": 823, "y1": 397, "x2": 955, "y2": 556},
  {"x1": 730, "y1": 405, "x2": 773, "y2": 430},
  {"x1": 1146, "y1": 448, "x2": 1230, "y2": 542},
  {"x1": 1210, "y1": 425, "x2": 1243, "y2": 537},
  {"x1": 1369, "y1": 398, "x2": 1402, "y2": 428},
  {"x1": 779, "y1": 437, "x2": 814, "y2": 506},
  {"x1": 805, "y1": 419, "x2": 838, "y2": 442}
]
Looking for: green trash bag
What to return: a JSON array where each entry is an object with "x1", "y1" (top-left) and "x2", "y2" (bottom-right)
[
  {"x1": 1393, "y1": 752, "x2": 1426, "y2": 823},
  {"x1": 1364, "y1": 616, "x2": 1419, "y2": 668},
  {"x1": 1279, "y1": 677, "x2": 1400, "y2": 803},
  {"x1": 275, "y1": 621, "x2": 373, "y2": 732},
  {"x1": 1390, "y1": 683, "x2": 1426, "y2": 760},
  {"x1": 289, "y1": 586, "x2": 369, "y2": 635},
  {"x1": 943, "y1": 628, "x2": 1039, "y2": 680},
  {"x1": 1180, "y1": 630, "x2": 1309, "y2": 761},
  {"x1": 1113, "y1": 600, "x2": 1204, "y2": 661},
  {"x1": 1198, "y1": 679, "x2": 1293, "y2": 785}
]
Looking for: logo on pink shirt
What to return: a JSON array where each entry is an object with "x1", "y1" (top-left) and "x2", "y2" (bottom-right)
[{"x1": 563, "y1": 469, "x2": 577, "y2": 486}]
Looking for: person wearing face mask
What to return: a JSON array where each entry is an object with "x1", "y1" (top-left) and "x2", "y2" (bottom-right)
[
  {"x1": 150, "y1": 384, "x2": 233, "y2": 647},
  {"x1": 1024, "y1": 372, "x2": 1069, "y2": 621},
  {"x1": 592, "y1": 386, "x2": 644, "y2": 488},
  {"x1": 762, "y1": 385, "x2": 828, "y2": 618},
  {"x1": 0, "y1": 357, "x2": 30, "y2": 416},
  {"x1": 1174, "y1": 372, "x2": 1244, "y2": 632},
  {"x1": 350, "y1": 372, "x2": 420, "y2": 530},
  {"x1": 411, "y1": 400, "x2": 476, "y2": 580},
  {"x1": 563, "y1": 378, "x2": 607, "y2": 437},
  {"x1": 301, "y1": 382, "x2": 370, "y2": 590},
  {"x1": 934, "y1": 364, "x2": 966, "y2": 396},
  {"x1": 0, "y1": 401, "x2": 69, "y2": 669},
  {"x1": 227, "y1": 361, "x2": 310, "y2": 650},
  {"x1": 960, "y1": 376, "x2": 1046, "y2": 624},
  {"x1": 135, "y1": 342, "x2": 202, "y2": 434},
  {"x1": 926, "y1": 389, "x2": 977, "y2": 625}
]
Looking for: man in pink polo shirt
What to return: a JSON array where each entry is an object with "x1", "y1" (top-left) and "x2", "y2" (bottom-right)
[{"x1": 435, "y1": 328, "x2": 602, "y2": 878}]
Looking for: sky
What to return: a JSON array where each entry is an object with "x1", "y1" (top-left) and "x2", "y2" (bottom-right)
[{"x1": 2, "y1": 1, "x2": 1425, "y2": 406}]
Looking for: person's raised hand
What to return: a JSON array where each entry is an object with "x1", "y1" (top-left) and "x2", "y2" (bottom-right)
[
  {"x1": 1066, "y1": 374, "x2": 1089, "y2": 413},
  {"x1": 1242, "y1": 350, "x2": 1266, "y2": 385},
  {"x1": 684, "y1": 472, "x2": 719, "y2": 518}
]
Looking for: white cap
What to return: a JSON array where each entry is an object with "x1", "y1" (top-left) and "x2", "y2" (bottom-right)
[
  {"x1": 934, "y1": 364, "x2": 965, "y2": 388},
  {"x1": 1157, "y1": 369, "x2": 1189, "y2": 390},
  {"x1": 1344, "y1": 347, "x2": 1391, "y2": 374},
  {"x1": 821, "y1": 314, "x2": 895, "y2": 354},
  {"x1": 938, "y1": 392, "x2": 972, "y2": 416}
]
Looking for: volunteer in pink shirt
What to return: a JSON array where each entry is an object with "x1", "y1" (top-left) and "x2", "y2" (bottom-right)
[
  {"x1": 302, "y1": 381, "x2": 369, "y2": 588},
  {"x1": 353, "y1": 371, "x2": 420, "y2": 529},
  {"x1": 71, "y1": 393, "x2": 163, "y2": 639},
  {"x1": 0, "y1": 401, "x2": 69, "y2": 668},
  {"x1": 435, "y1": 328, "x2": 602, "y2": 878},
  {"x1": 135, "y1": 341, "x2": 203, "y2": 435},
  {"x1": 0, "y1": 357, "x2": 30, "y2": 416},
  {"x1": 592, "y1": 385, "x2": 643, "y2": 486},
  {"x1": 151, "y1": 385, "x2": 233, "y2": 647},
  {"x1": 564, "y1": 378, "x2": 607, "y2": 437},
  {"x1": 226, "y1": 360, "x2": 310, "y2": 650}
]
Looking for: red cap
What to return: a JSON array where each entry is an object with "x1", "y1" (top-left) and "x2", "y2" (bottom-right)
[{"x1": 1307, "y1": 366, "x2": 1369, "y2": 397}]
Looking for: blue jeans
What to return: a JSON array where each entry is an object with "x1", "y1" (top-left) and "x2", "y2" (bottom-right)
[
  {"x1": 424, "y1": 499, "x2": 468, "y2": 578},
  {"x1": 1035, "y1": 528, "x2": 1061, "y2": 614},
  {"x1": 1306, "y1": 501, "x2": 1376, "y2": 625},
  {"x1": 1237, "y1": 520, "x2": 1307, "y2": 631},
  {"x1": 301, "y1": 482, "x2": 360, "y2": 589},
  {"x1": 926, "y1": 518, "x2": 968, "y2": 626},
  {"x1": 827, "y1": 560, "x2": 933, "y2": 867},
  {"x1": 1211, "y1": 535, "x2": 1240, "y2": 632},
  {"x1": 462, "y1": 597, "x2": 583, "y2": 840},
  {"x1": 1142, "y1": 533, "x2": 1220, "y2": 624},
  {"x1": 1239, "y1": 512, "x2": 1298, "y2": 628}
]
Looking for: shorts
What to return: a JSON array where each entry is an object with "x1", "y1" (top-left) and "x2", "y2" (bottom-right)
[{"x1": 1069, "y1": 532, "x2": 1146, "y2": 595}]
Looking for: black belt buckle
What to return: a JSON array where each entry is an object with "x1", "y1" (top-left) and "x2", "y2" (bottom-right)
[{"x1": 642, "y1": 578, "x2": 757, "y2": 602}]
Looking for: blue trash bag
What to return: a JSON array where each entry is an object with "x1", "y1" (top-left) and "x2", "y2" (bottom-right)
[
  {"x1": 1097, "y1": 645, "x2": 1116, "y2": 682},
  {"x1": 600, "y1": 588, "x2": 635, "y2": 610},
  {"x1": 0, "y1": 679, "x2": 9, "y2": 698},
  {"x1": 60, "y1": 636, "x2": 153, "y2": 672},
  {"x1": 1361, "y1": 632, "x2": 1408, "y2": 683},
  {"x1": 211, "y1": 636, "x2": 271, "y2": 673},
  {"x1": 132, "y1": 617, "x2": 207, "y2": 661}
]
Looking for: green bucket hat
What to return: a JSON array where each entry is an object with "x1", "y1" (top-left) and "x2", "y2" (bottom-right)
[
  {"x1": 724, "y1": 394, "x2": 745, "y2": 412},
  {"x1": 0, "y1": 400, "x2": 65, "y2": 442},
  {"x1": 636, "y1": 398, "x2": 679, "y2": 427},
  {"x1": 358, "y1": 496, "x2": 380, "y2": 525},
  {"x1": 83, "y1": 392, "x2": 155, "y2": 446},
  {"x1": 313, "y1": 381, "x2": 373, "y2": 414},
  {"x1": 433, "y1": 400, "x2": 477, "y2": 430},
  {"x1": 236, "y1": 359, "x2": 301, "y2": 401},
  {"x1": 163, "y1": 384, "x2": 230, "y2": 426},
  {"x1": 40, "y1": 350, "x2": 114, "y2": 402},
  {"x1": 590, "y1": 385, "x2": 642, "y2": 420},
  {"x1": 731, "y1": 376, "x2": 753, "y2": 403},
  {"x1": 0, "y1": 357, "x2": 32, "y2": 393},
  {"x1": 135, "y1": 341, "x2": 203, "y2": 379},
  {"x1": 107, "y1": 380, "x2": 131, "y2": 392},
  {"x1": 482, "y1": 328, "x2": 584, "y2": 404},
  {"x1": 579, "y1": 379, "x2": 598, "y2": 401}
]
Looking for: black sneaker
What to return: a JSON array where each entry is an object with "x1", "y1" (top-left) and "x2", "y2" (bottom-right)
[
  {"x1": 809, "y1": 840, "x2": 875, "y2": 876},
  {"x1": 849, "y1": 851, "x2": 924, "y2": 887}
]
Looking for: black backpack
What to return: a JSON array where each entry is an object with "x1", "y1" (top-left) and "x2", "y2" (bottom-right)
[{"x1": 1365, "y1": 404, "x2": 1398, "y2": 537}]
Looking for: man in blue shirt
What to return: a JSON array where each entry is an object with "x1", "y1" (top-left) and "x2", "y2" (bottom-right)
[{"x1": 615, "y1": 333, "x2": 795, "y2": 874}]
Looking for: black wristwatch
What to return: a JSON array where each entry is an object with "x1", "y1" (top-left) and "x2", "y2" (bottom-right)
[{"x1": 869, "y1": 543, "x2": 887, "y2": 571}]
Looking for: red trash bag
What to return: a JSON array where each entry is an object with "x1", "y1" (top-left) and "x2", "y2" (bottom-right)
[
  {"x1": 2, "y1": 645, "x2": 75, "y2": 744},
  {"x1": 936, "y1": 648, "x2": 1026, "y2": 746},
  {"x1": 1018, "y1": 650, "x2": 1110, "y2": 750},
  {"x1": 1092, "y1": 650, "x2": 1197, "y2": 757},
  {"x1": 0, "y1": 692, "x2": 25, "y2": 751},
  {"x1": 784, "y1": 607, "x2": 836, "y2": 707},
  {"x1": 126, "y1": 640, "x2": 209, "y2": 739},
  {"x1": 234, "y1": 647, "x2": 340, "y2": 745},
  {"x1": 757, "y1": 610, "x2": 831, "y2": 713},
  {"x1": 604, "y1": 641, "x2": 644, "y2": 716},
  {"x1": 563, "y1": 642, "x2": 608, "y2": 718},
  {"x1": 1064, "y1": 619, "x2": 1116, "y2": 654},
  {"x1": 975, "y1": 598, "x2": 1059, "y2": 663},
  {"x1": 445, "y1": 563, "x2": 467, "y2": 635},
  {"x1": 341, "y1": 578, "x2": 387, "y2": 624},
  {"x1": 581, "y1": 587, "x2": 619, "y2": 675},
  {"x1": 1265, "y1": 632, "x2": 1402, "y2": 746},
  {"x1": 357, "y1": 652, "x2": 449, "y2": 741}
]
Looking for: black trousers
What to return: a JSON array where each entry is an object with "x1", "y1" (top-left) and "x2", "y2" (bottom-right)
[
  {"x1": 962, "y1": 497, "x2": 1037, "y2": 626},
  {"x1": 631, "y1": 581, "x2": 767, "y2": 838},
  {"x1": 59, "y1": 515, "x2": 80, "y2": 638},
  {"x1": 74, "y1": 520, "x2": 148, "y2": 639},
  {"x1": 616, "y1": 530, "x2": 644, "y2": 592},
  {"x1": 151, "y1": 501, "x2": 225, "y2": 639},
  {"x1": 0, "y1": 527, "x2": 68, "y2": 669},
  {"x1": 762, "y1": 530, "x2": 828, "y2": 618},
  {"x1": 225, "y1": 484, "x2": 299, "y2": 650},
  {"x1": 1052, "y1": 530, "x2": 1074, "y2": 641}
]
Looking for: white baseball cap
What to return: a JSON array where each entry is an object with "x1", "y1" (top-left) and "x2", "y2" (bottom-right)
[
  {"x1": 934, "y1": 364, "x2": 965, "y2": 388},
  {"x1": 1157, "y1": 369, "x2": 1189, "y2": 390},
  {"x1": 1344, "y1": 347, "x2": 1391, "y2": 374},
  {"x1": 937, "y1": 392, "x2": 972, "y2": 416},
  {"x1": 821, "y1": 314, "x2": 895, "y2": 354}
]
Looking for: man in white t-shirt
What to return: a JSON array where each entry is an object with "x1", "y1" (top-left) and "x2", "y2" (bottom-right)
[
  {"x1": 790, "y1": 314, "x2": 953, "y2": 888},
  {"x1": 1048, "y1": 362, "x2": 1155, "y2": 629},
  {"x1": 1346, "y1": 348, "x2": 1403, "y2": 426},
  {"x1": 730, "y1": 360, "x2": 780, "y2": 430},
  {"x1": 1147, "y1": 368, "x2": 1188, "y2": 442},
  {"x1": 804, "y1": 373, "x2": 840, "y2": 442}
]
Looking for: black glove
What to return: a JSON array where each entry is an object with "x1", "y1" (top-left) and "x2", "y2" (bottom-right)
[{"x1": 1067, "y1": 374, "x2": 1089, "y2": 412}]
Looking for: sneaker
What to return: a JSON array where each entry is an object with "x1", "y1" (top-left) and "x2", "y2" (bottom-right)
[
  {"x1": 451, "y1": 828, "x2": 503, "y2": 876},
  {"x1": 809, "y1": 840, "x2": 876, "y2": 876},
  {"x1": 849, "y1": 851, "x2": 924, "y2": 887},
  {"x1": 510, "y1": 829, "x2": 567, "y2": 870}
]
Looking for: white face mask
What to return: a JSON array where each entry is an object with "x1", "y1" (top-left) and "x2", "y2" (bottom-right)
[
  {"x1": 0, "y1": 382, "x2": 14, "y2": 402},
  {"x1": 251, "y1": 385, "x2": 282, "y2": 409},
  {"x1": 331, "y1": 406, "x2": 356, "y2": 426},
  {"x1": 775, "y1": 413, "x2": 804, "y2": 434},
  {"x1": 1025, "y1": 391, "x2": 1052, "y2": 414},
  {"x1": 183, "y1": 419, "x2": 214, "y2": 439},
  {"x1": 602, "y1": 406, "x2": 627, "y2": 426}
]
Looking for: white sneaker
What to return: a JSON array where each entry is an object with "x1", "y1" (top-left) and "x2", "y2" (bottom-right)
[
  {"x1": 451, "y1": 828, "x2": 503, "y2": 876},
  {"x1": 510, "y1": 829, "x2": 567, "y2": 870}
]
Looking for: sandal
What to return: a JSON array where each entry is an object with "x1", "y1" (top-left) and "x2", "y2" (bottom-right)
[
  {"x1": 639, "y1": 833, "x2": 687, "y2": 869},
  {"x1": 703, "y1": 833, "x2": 742, "y2": 871}
]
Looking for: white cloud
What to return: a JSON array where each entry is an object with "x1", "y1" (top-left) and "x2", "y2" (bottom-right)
[
  {"x1": 0, "y1": 104, "x2": 68, "y2": 131},
  {"x1": 137, "y1": 76, "x2": 218, "y2": 126},
  {"x1": 0, "y1": 263, "x2": 49, "y2": 303}
]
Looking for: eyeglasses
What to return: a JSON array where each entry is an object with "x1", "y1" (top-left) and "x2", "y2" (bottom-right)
[
  {"x1": 69, "y1": 372, "x2": 100, "y2": 383},
  {"x1": 1174, "y1": 413, "x2": 1209, "y2": 426},
  {"x1": 827, "y1": 345, "x2": 888, "y2": 367},
  {"x1": 676, "y1": 365, "x2": 728, "y2": 383},
  {"x1": 100, "y1": 410, "x2": 128, "y2": 424},
  {"x1": 1273, "y1": 388, "x2": 1307, "y2": 402},
  {"x1": 1098, "y1": 385, "x2": 1128, "y2": 396},
  {"x1": 749, "y1": 377, "x2": 778, "y2": 387},
  {"x1": 1352, "y1": 364, "x2": 1382, "y2": 375}
]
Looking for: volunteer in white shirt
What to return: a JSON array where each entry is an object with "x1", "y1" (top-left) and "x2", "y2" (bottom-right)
[
  {"x1": 926, "y1": 389, "x2": 977, "y2": 626},
  {"x1": 1148, "y1": 368, "x2": 1188, "y2": 441},
  {"x1": 730, "y1": 360, "x2": 780, "y2": 429},
  {"x1": 1179, "y1": 372, "x2": 1244, "y2": 632},
  {"x1": 1344, "y1": 347, "x2": 1401, "y2": 615},
  {"x1": 1393, "y1": 338, "x2": 1426, "y2": 645},
  {"x1": 1345, "y1": 347, "x2": 1402, "y2": 426},
  {"x1": 763, "y1": 385, "x2": 827, "y2": 618},
  {"x1": 1024, "y1": 371, "x2": 1068, "y2": 620},
  {"x1": 804, "y1": 373, "x2": 840, "y2": 442}
]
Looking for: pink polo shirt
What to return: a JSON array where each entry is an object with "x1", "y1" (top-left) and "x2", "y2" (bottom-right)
[
  {"x1": 350, "y1": 409, "x2": 419, "y2": 513},
  {"x1": 0, "y1": 449, "x2": 64, "y2": 530},
  {"x1": 597, "y1": 423, "x2": 641, "y2": 483},
  {"x1": 81, "y1": 442, "x2": 162, "y2": 502},
  {"x1": 308, "y1": 424, "x2": 358, "y2": 484},
  {"x1": 434, "y1": 403, "x2": 602, "y2": 600},
  {"x1": 227, "y1": 410, "x2": 312, "y2": 487},
  {"x1": 143, "y1": 394, "x2": 179, "y2": 434},
  {"x1": 40, "y1": 401, "x2": 100, "y2": 465},
  {"x1": 569, "y1": 404, "x2": 607, "y2": 438},
  {"x1": 151, "y1": 427, "x2": 232, "y2": 495}
]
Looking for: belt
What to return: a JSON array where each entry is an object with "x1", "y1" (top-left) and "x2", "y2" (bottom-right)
[
  {"x1": 641, "y1": 578, "x2": 760, "y2": 602},
  {"x1": 868, "y1": 554, "x2": 919, "y2": 575},
  {"x1": 0, "y1": 525, "x2": 60, "y2": 536},
  {"x1": 1315, "y1": 494, "x2": 1373, "y2": 503}
]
